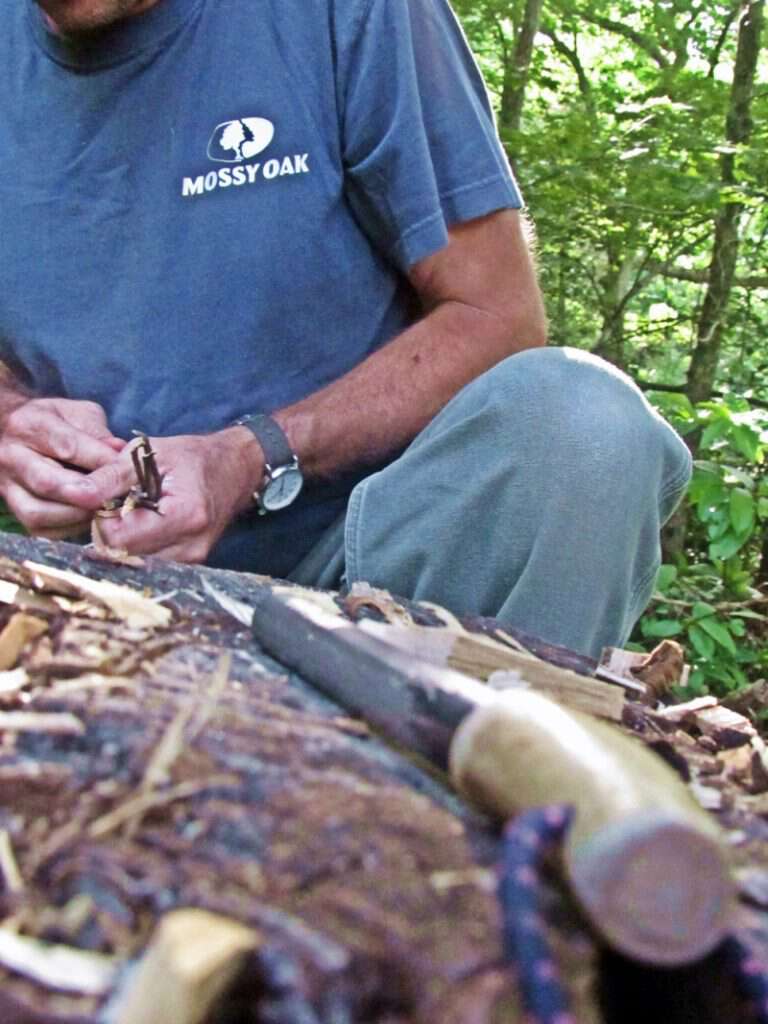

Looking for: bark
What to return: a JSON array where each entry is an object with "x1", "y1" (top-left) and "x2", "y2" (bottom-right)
[
  {"x1": 499, "y1": 0, "x2": 545, "y2": 137},
  {"x1": 686, "y1": 0, "x2": 765, "y2": 406}
]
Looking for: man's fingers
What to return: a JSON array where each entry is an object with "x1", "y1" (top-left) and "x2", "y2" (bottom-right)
[
  {"x1": 3, "y1": 481, "x2": 93, "y2": 533},
  {"x1": 6, "y1": 404, "x2": 121, "y2": 471},
  {"x1": 0, "y1": 446, "x2": 103, "y2": 510},
  {"x1": 60, "y1": 454, "x2": 136, "y2": 509}
]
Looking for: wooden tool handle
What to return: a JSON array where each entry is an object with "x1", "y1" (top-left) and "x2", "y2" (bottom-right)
[{"x1": 449, "y1": 691, "x2": 733, "y2": 966}]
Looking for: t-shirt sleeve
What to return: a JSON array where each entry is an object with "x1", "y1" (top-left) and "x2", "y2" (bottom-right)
[{"x1": 337, "y1": 0, "x2": 523, "y2": 272}]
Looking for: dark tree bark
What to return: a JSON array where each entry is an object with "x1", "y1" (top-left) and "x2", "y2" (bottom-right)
[
  {"x1": 499, "y1": 0, "x2": 545, "y2": 137},
  {"x1": 686, "y1": 0, "x2": 765, "y2": 406}
]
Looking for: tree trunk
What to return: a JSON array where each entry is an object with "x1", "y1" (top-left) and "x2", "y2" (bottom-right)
[
  {"x1": 686, "y1": 0, "x2": 765, "y2": 406},
  {"x1": 499, "y1": 0, "x2": 545, "y2": 137}
]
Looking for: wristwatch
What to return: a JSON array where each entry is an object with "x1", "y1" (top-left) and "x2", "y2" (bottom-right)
[{"x1": 234, "y1": 413, "x2": 303, "y2": 515}]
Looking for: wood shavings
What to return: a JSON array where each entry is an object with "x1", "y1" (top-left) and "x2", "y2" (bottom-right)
[
  {"x1": 0, "y1": 927, "x2": 117, "y2": 996},
  {"x1": 600, "y1": 642, "x2": 689, "y2": 701},
  {"x1": 0, "y1": 711, "x2": 84, "y2": 735},
  {"x1": 88, "y1": 775, "x2": 240, "y2": 840},
  {"x1": 693, "y1": 705, "x2": 756, "y2": 749},
  {"x1": 655, "y1": 695, "x2": 718, "y2": 724},
  {"x1": 142, "y1": 653, "x2": 231, "y2": 792},
  {"x1": 22, "y1": 560, "x2": 172, "y2": 629},
  {"x1": 629, "y1": 639, "x2": 687, "y2": 700},
  {"x1": 0, "y1": 828, "x2": 24, "y2": 893},
  {"x1": 429, "y1": 867, "x2": 495, "y2": 893},
  {"x1": 47, "y1": 673, "x2": 138, "y2": 696},
  {"x1": 689, "y1": 780, "x2": 724, "y2": 811},
  {"x1": 108, "y1": 909, "x2": 261, "y2": 1024},
  {"x1": 0, "y1": 613, "x2": 48, "y2": 671},
  {"x1": 0, "y1": 667, "x2": 29, "y2": 698},
  {"x1": 343, "y1": 581, "x2": 414, "y2": 625}
]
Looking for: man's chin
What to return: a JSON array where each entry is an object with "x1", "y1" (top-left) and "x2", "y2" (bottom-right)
[{"x1": 35, "y1": 0, "x2": 156, "y2": 35}]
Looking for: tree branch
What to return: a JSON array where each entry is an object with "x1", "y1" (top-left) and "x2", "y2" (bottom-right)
[
  {"x1": 647, "y1": 261, "x2": 768, "y2": 289},
  {"x1": 579, "y1": 12, "x2": 670, "y2": 68}
]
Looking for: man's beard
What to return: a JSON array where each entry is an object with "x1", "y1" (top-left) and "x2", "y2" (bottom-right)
[{"x1": 35, "y1": 0, "x2": 157, "y2": 35}]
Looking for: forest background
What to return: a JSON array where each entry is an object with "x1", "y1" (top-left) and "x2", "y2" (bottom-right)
[
  {"x1": 1, "y1": 1, "x2": 765, "y2": 701},
  {"x1": 448, "y1": 0, "x2": 768, "y2": 701}
]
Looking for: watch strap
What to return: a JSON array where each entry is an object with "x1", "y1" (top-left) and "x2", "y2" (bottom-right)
[{"x1": 235, "y1": 414, "x2": 294, "y2": 470}]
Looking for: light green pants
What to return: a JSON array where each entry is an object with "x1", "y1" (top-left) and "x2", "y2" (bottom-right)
[{"x1": 290, "y1": 347, "x2": 692, "y2": 658}]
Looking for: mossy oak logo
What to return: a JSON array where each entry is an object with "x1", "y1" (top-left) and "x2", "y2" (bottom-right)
[
  {"x1": 207, "y1": 118, "x2": 274, "y2": 163},
  {"x1": 182, "y1": 116, "x2": 310, "y2": 198}
]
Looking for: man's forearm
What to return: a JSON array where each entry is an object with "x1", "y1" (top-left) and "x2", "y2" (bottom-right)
[{"x1": 274, "y1": 295, "x2": 546, "y2": 480}]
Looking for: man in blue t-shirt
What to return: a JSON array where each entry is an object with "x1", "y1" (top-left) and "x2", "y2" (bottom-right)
[{"x1": 0, "y1": 0, "x2": 692, "y2": 656}]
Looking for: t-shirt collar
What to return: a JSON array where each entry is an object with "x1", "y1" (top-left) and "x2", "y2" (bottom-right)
[{"x1": 27, "y1": 0, "x2": 199, "y2": 69}]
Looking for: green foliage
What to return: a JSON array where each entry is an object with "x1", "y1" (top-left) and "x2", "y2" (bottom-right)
[
  {"x1": 0, "y1": 500, "x2": 23, "y2": 536},
  {"x1": 638, "y1": 394, "x2": 768, "y2": 697}
]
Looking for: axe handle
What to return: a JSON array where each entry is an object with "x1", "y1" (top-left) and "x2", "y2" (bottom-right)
[{"x1": 248, "y1": 590, "x2": 732, "y2": 966}]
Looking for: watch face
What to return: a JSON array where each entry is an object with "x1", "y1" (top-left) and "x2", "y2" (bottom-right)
[{"x1": 261, "y1": 465, "x2": 303, "y2": 511}]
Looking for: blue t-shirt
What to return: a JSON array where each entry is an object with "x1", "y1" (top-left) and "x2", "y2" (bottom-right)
[{"x1": 0, "y1": 0, "x2": 522, "y2": 574}]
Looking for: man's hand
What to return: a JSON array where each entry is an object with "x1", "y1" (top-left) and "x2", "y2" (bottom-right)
[
  {"x1": 0, "y1": 397, "x2": 125, "y2": 539},
  {"x1": 87, "y1": 428, "x2": 262, "y2": 562}
]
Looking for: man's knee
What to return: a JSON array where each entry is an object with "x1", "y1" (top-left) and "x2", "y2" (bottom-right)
[{"x1": 472, "y1": 347, "x2": 692, "y2": 516}]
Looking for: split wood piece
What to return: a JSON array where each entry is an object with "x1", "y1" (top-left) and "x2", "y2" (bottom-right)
[
  {"x1": 449, "y1": 690, "x2": 733, "y2": 967},
  {"x1": 110, "y1": 909, "x2": 261, "y2": 1024},
  {"x1": 0, "y1": 613, "x2": 48, "y2": 671},
  {"x1": 23, "y1": 560, "x2": 172, "y2": 629},
  {"x1": 0, "y1": 927, "x2": 117, "y2": 996},
  {"x1": 0, "y1": 711, "x2": 85, "y2": 735},
  {"x1": 356, "y1": 618, "x2": 625, "y2": 722}
]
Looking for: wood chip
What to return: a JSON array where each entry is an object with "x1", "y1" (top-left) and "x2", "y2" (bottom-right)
[
  {"x1": 0, "y1": 829, "x2": 24, "y2": 893},
  {"x1": 0, "y1": 711, "x2": 85, "y2": 735},
  {"x1": 343, "y1": 581, "x2": 414, "y2": 625},
  {"x1": 0, "y1": 613, "x2": 48, "y2": 671},
  {"x1": 23, "y1": 560, "x2": 172, "y2": 629},
  {"x1": 693, "y1": 705, "x2": 756, "y2": 749},
  {"x1": 629, "y1": 639, "x2": 687, "y2": 700},
  {"x1": 110, "y1": 910, "x2": 261, "y2": 1024},
  {"x1": 655, "y1": 695, "x2": 718, "y2": 724},
  {"x1": 0, "y1": 667, "x2": 29, "y2": 697},
  {"x1": 0, "y1": 928, "x2": 116, "y2": 996}
]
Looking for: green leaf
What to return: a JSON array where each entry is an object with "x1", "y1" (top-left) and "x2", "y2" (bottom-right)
[
  {"x1": 730, "y1": 424, "x2": 762, "y2": 462},
  {"x1": 709, "y1": 532, "x2": 749, "y2": 561},
  {"x1": 730, "y1": 488, "x2": 755, "y2": 534},
  {"x1": 642, "y1": 618, "x2": 682, "y2": 638},
  {"x1": 655, "y1": 565, "x2": 678, "y2": 593},
  {"x1": 696, "y1": 616, "x2": 737, "y2": 654},
  {"x1": 729, "y1": 618, "x2": 746, "y2": 637},
  {"x1": 700, "y1": 421, "x2": 728, "y2": 450},
  {"x1": 688, "y1": 623, "x2": 715, "y2": 660},
  {"x1": 692, "y1": 602, "x2": 717, "y2": 621}
]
